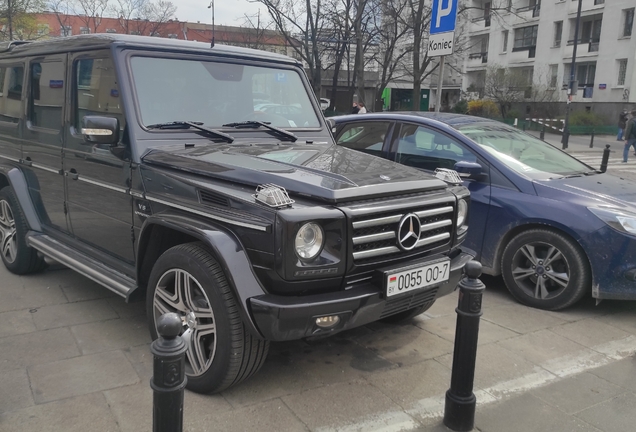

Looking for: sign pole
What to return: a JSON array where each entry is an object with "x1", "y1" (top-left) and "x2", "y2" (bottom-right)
[{"x1": 435, "y1": 56, "x2": 445, "y2": 113}]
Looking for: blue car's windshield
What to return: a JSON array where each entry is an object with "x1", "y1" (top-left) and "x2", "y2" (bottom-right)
[{"x1": 457, "y1": 123, "x2": 593, "y2": 179}]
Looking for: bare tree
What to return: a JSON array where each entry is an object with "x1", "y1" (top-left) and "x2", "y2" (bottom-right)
[
  {"x1": 1, "y1": 0, "x2": 46, "y2": 40},
  {"x1": 484, "y1": 64, "x2": 534, "y2": 118},
  {"x1": 240, "y1": 10, "x2": 275, "y2": 51},
  {"x1": 111, "y1": 0, "x2": 175, "y2": 36},
  {"x1": 372, "y1": 0, "x2": 410, "y2": 108},
  {"x1": 75, "y1": 0, "x2": 110, "y2": 33},
  {"x1": 253, "y1": 0, "x2": 326, "y2": 96}
]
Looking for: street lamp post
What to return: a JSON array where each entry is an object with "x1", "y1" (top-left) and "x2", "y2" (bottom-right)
[
  {"x1": 207, "y1": 1, "x2": 215, "y2": 48},
  {"x1": 562, "y1": 0, "x2": 583, "y2": 149}
]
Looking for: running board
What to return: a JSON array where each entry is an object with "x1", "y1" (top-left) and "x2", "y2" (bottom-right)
[{"x1": 26, "y1": 233, "x2": 137, "y2": 300}]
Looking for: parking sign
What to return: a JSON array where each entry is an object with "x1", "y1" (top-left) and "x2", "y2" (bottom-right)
[
  {"x1": 430, "y1": 0, "x2": 458, "y2": 34},
  {"x1": 429, "y1": 0, "x2": 458, "y2": 57}
]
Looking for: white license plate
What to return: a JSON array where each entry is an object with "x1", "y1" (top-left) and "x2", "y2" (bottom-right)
[{"x1": 386, "y1": 260, "x2": 450, "y2": 297}]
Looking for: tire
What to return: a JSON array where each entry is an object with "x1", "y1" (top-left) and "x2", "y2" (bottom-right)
[
  {"x1": 146, "y1": 242, "x2": 269, "y2": 393},
  {"x1": 380, "y1": 300, "x2": 435, "y2": 324},
  {"x1": 501, "y1": 229, "x2": 590, "y2": 310},
  {"x1": 0, "y1": 186, "x2": 45, "y2": 275}
]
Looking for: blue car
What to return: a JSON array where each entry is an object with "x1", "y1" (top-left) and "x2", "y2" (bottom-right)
[{"x1": 331, "y1": 112, "x2": 636, "y2": 310}]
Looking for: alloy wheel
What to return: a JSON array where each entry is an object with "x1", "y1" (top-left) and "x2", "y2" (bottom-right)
[
  {"x1": 510, "y1": 241, "x2": 570, "y2": 300},
  {"x1": 153, "y1": 269, "x2": 216, "y2": 376},
  {"x1": 0, "y1": 199, "x2": 17, "y2": 264}
]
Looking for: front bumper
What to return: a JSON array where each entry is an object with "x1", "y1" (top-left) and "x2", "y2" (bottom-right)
[
  {"x1": 249, "y1": 249, "x2": 474, "y2": 341},
  {"x1": 581, "y1": 226, "x2": 636, "y2": 300}
]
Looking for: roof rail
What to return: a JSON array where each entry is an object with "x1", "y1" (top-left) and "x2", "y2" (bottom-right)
[{"x1": 0, "y1": 40, "x2": 33, "y2": 53}]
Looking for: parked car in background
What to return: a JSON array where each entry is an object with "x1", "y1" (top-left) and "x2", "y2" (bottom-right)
[{"x1": 331, "y1": 112, "x2": 636, "y2": 310}]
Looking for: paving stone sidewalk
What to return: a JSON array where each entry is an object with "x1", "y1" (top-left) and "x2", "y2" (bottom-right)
[{"x1": 1, "y1": 263, "x2": 636, "y2": 431}]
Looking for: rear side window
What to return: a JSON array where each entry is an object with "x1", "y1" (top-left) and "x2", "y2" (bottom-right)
[
  {"x1": 336, "y1": 121, "x2": 390, "y2": 157},
  {"x1": 0, "y1": 66, "x2": 24, "y2": 123},
  {"x1": 74, "y1": 57, "x2": 124, "y2": 130},
  {"x1": 29, "y1": 61, "x2": 64, "y2": 130}
]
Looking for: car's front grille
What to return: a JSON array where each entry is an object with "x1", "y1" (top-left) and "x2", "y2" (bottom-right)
[
  {"x1": 350, "y1": 200, "x2": 454, "y2": 263},
  {"x1": 380, "y1": 287, "x2": 439, "y2": 318}
]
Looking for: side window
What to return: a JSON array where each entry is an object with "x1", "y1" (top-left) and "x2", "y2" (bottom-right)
[
  {"x1": 0, "y1": 66, "x2": 24, "y2": 122},
  {"x1": 336, "y1": 121, "x2": 390, "y2": 157},
  {"x1": 395, "y1": 124, "x2": 476, "y2": 171},
  {"x1": 74, "y1": 57, "x2": 124, "y2": 130},
  {"x1": 29, "y1": 61, "x2": 64, "y2": 130}
]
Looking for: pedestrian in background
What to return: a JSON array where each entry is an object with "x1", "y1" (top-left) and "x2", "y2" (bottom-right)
[
  {"x1": 623, "y1": 109, "x2": 636, "y2": 163},
  {"x1": 358, "y1": 102, "x2": 367, "y2": 114},
  {"x1": 351, "y1": 102, "x2": 359, "y2": 114},
  {"x1": 618, "y1": 110, "x2": 628, "y2": 141}
]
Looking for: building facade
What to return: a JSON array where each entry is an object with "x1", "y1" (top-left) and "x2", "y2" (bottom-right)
[{"x1": 463, "y1": 0, "x2": 636, "y2": 117}]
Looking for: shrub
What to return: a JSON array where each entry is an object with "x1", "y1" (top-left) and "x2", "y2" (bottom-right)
[
  {"x1": 568, "y1": 111, "x2": 608, "y2": 126},
  {"x1": 451, "y1": 100, "x2": 469, "y2": 114},
  {"x1": 467, "y1": 100, "x2": 500, "y2": 118}
]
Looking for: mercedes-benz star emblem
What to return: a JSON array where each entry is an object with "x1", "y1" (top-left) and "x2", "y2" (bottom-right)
[{"x1": 397, "y1": 213, "x2": 421, "y2": 251}]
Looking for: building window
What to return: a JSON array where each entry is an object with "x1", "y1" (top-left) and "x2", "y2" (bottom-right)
[
  {"x1": 594, "y1": 0, "x2": 604, "y2": 4},
  {"x1": 502, "y1": 30, "x2": 508, "y2": 52},
  {"x1": 61, "y1": 26, "x2": 72, "y2": 37},
  {"x1": 553, "y1": 21, "x2": 562, "y2": 47},
  {"x1": 130, "y1": 31, "x2": 141, "y2": 35},
  {"x1": 168, "y1": 34, "x2": 178, "y2": 39},
  {"x1": 624, "y1": 8, "x2": 634, "y2": 37},
  {"x1": 617, "y1": 59, "x2": 628, "y2": 86},
  {"x1": 549, "y1": 64, "x2": 558, "y2": 88},
  {"x1": 513, "y1": 25, "x2": 538, "y2": 50},
  {"x1": 106, "y1": 28, "x2": 117, "y2": 33},
  {"x1": 80, "y1": 27, "x2": 90, "y2": 35}
]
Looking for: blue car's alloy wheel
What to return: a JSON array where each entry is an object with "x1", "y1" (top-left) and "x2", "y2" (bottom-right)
[{"x1": 502, "y1": 229, "x2": 590, "y2": 310}]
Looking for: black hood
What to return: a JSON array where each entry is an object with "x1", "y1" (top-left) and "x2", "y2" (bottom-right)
[{"x1": 142, "y1": 142, "x2": 448, "y2": 202}]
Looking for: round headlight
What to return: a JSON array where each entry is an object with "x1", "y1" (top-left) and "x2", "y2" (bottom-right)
[
  {"x1": 457, "y1": 199, "x2": 468, "y2": 227},
  {"x1": 295, "y1": 223, "x2": 324, "y2": 260}
]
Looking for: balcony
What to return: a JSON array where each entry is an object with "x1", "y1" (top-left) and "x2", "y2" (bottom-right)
[
  {"x1": 564, "y1": 39, "x2": 600, "y2": 58},
  {"x1": 469, "y1": 15, "x2": 491, "y2": 33},
  {"x1": 467, "y1": 52, "x2": 488, "y2": 68},
  {"x1": 509, "y1": 47, "x2": 536, "y2": 63},
  {"x1": 515, "y1": 4, "x2": 541, "y2": 18},
  {"x1": 569, "y1": 0, "x2": 604, "y2": 14}
]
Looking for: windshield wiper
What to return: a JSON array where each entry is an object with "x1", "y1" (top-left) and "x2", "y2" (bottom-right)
[
  {"x1": 146, "y1": 121, "x2": 234, "y2": 143},
  {"x1": 222, "y1": 120, "x2": 297, "y2": 142}
]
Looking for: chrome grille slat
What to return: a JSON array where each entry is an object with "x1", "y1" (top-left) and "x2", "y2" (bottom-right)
[
  {"x1": 420, "y1": 219, "x2": 453, "y2": 233},
  {"x1": 352, "y1": 246, "x2": 400, "y2": 260},
  {"x1": 352, "y1": 214, "x2": 403, "y2": 229},
  {"x1": 415, "y1": 206, "x2": 453, "y2": 218},
  {"x1": 352, "y1": 231, "x2": 396, "y2": 245},
  {"x1": 415, "y1": 232, "x2": 450, "y2": 248}
]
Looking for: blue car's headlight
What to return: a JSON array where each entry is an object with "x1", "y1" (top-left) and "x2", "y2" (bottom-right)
[{"x1": 588, "y1": 207, "x2": 636, "y2": 235}]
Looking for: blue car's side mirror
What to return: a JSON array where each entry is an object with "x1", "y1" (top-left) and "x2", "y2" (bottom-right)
[{"x1": 454, "y1": 161, "x2": 484, "y2": 180}]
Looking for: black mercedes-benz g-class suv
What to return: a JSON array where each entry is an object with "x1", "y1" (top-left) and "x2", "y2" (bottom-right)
[{"x1": 0, "y1": 35, "x2": 472, "y2": 393}]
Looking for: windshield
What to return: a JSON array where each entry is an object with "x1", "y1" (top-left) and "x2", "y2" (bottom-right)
[
  {"x1": 130, "y1": 56, "x2": 321, "y2": 129},
  {"x1": 457, "y1": 123, "x2": 592, "y2": 179}
]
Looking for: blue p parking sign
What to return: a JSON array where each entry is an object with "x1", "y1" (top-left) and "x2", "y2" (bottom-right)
[{"x1": 430, "y1": 0, "x2": 458, "y2": 35}]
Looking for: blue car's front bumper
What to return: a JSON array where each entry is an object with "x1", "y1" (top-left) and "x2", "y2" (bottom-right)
[{"x1": 581, "y1": 226, "x2": 636, "y2": 300}]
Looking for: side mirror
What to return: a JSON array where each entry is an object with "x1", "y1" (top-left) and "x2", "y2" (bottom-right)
[
  {"x1": 454, "y1": 161, "x2": 484, "y2": 180},
  {"x1": 81, "y1": 116, "x2": 120, "y2": 146},
  {"x1": 325, "y1": 118, "x2": 336, "y2": 133}
]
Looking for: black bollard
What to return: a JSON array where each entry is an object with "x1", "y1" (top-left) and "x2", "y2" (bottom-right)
[
  {"x1": 443, "y1": 261, "x2": 485, "y2": 432},
  {"x1": 600, "y1": 144, "x2": 611, "y2": 173},
  {"x1": 540, "y1": 125, "x2": 545, "y2": 140},
  {"x1": 151, "y1": 313, "x2": 187, "y2": 432},
  {"x1": 589, "y1": 129, "x2": 595, "y2": 148},
  {"x1": 561, "y1": 129, "x2": 569, "y2": 149}
]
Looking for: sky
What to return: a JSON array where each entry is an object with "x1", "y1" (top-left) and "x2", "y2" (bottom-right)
[{"x1": 175, "y1": 0, "x2": 265, "y2": 27}]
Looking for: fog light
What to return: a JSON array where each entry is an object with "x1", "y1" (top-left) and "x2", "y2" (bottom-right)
[{"x1": 315, "y1": 315, "x2": 340, "y2": 328}]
